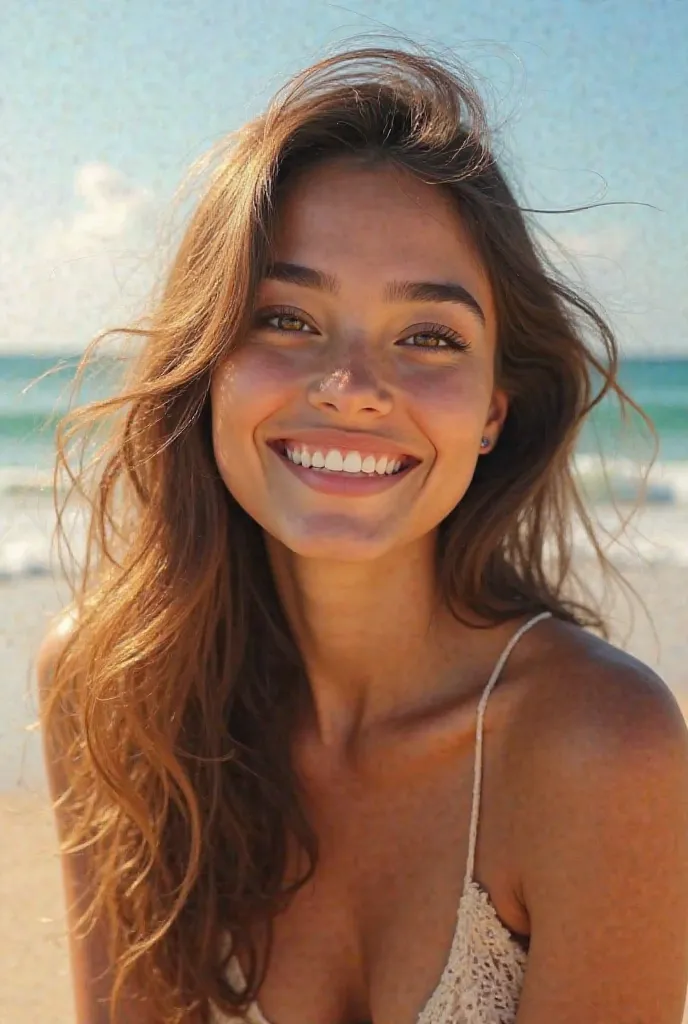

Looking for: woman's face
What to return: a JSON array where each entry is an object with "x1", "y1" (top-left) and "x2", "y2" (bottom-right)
[{"x1": 211, "y1": 159, "x2": 507, "y2": 561}]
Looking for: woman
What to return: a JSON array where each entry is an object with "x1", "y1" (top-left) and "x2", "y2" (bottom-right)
[{"x1": 39, "y1": 46, "x2": 688, "y2": 1024}]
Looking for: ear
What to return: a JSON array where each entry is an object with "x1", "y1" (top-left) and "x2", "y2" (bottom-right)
[{"x1": 480, "y1": 387, "x2": 509, "y2": 453}]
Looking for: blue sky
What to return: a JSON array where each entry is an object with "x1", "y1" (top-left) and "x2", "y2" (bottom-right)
[{"x1": 1, "y1": 0, "x2": 686, "y2": 354}]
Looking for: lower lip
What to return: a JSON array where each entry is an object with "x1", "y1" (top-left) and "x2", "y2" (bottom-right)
[{"x1": 271, "y1": 448, "x2": 416, "y2": 496}]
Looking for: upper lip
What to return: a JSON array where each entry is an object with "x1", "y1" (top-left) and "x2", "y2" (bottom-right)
[{"x1": 267, "y1": 430, "x2": 420, "y2": 460}]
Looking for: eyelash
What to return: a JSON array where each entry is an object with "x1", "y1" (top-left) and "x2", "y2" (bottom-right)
[
  {"x1": 400, "y1": 323, "x2": 471, "y2": 352},
  {"x1": 255, "y1": 307, "x2": 471, "y2": 352}
]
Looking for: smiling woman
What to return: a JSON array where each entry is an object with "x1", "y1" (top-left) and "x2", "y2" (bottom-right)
[
  {"x1": 38, "y1": 46, "x2": 688, "y2": 1024},
  {"x1": 210, "y1": 158, "x2": 505, "y2": 561}
]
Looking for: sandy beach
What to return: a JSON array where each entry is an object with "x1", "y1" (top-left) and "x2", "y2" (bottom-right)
[
  {"x1": 2, "y1": 564, "x2": 687, "y2": 1022},
  {"x1": 1, "y1": 576, "x2": 74, "y2": 1024}
]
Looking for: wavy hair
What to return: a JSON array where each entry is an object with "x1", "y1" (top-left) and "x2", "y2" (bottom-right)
[{"x1": 41, "y1": 45, "x2": 648, "y2": 1022}]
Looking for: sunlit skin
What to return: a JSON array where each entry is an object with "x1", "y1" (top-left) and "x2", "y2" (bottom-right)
[
  {"x1": 211, "y1": 159, "x2": 509, "y2": 744},
  {"x1": 40, "y1": 159, "x2": 688, "y2": 1024},
  {"x1": 206, "y1": 161, "x2": 688, "y2": 1024},
  {"x1": 212, "y1": 160, "x2": 505, "y2": 565}
]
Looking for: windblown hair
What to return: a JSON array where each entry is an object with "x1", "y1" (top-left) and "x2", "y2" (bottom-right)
[{"x1": 41, "y1": 45, "x2": 647, "y2": 1022}]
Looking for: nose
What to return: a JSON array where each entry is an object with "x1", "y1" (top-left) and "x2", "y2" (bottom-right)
[{"x1": 306, "y1": 343, "x2": 393, "y2": 419}]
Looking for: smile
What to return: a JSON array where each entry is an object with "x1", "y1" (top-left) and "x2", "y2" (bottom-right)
[
  {"x1": 280, "y1": 441, "x2": 412, "y2": 475},
  {"x1": 269, "y1": 440, "x2": 419, "y2": 495}
]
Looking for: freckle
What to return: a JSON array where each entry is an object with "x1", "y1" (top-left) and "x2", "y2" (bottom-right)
[
  {"x1": 220, "y1": 361, "x2": 237, "y2": 385},
  {"x1": 213, "y1": 362, "x2": 238, "y2": 402}
]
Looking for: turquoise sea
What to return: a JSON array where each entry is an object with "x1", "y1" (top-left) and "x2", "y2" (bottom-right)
[{"x1": 0, "y1": 353, "x2": 686, "y2": 577}]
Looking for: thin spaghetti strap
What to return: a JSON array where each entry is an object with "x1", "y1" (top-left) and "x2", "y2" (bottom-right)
[{"x1": 463, "y1": 611, "x2": 552, "y2": 889}]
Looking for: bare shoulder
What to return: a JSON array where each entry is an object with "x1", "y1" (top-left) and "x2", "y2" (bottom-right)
[
  {"x1": 36, "y1": 604, "x2": 120, "y2": 1023},
  {"x1": 516, "y1": 617, "x2": 687, "y2": 748},
  {"x1": 37, "y1": 606, "x2": 82, "y2": 794},
  {"x1": 37, "y1": 602, "x2": 83, "y2": 795},
  {"x1": 36, "y1": 602, "x2": 80, "y2": 696},
  {"x1": 506, "y1": 616, "x2": 688, "y2": 835},
  {"x1": 500, "y1": 620, "x2": 688, "y2": 1020}
]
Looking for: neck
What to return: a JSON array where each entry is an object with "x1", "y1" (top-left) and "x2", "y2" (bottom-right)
[{"x1": 266, "y1": 532, "x2": 471, "y2": 750}]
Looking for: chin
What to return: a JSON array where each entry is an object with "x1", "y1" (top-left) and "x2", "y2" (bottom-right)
[{"x1": 266, "y1": 514, "x2": 402, "y2": 563}]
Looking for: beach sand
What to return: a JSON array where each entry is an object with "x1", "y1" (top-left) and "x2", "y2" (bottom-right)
[{"x1": 1, "y1": 565, "x2": 687, "y2": 1022}]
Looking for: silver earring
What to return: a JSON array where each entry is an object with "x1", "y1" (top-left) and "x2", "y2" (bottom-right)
[{"x1": 480, "y1": 436, "x2": 491, "y2": 450}]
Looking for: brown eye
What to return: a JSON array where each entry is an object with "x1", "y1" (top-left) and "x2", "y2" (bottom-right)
[
  {"x1": 269, "y1": 314, "x2": 307, "y2": 331},
  {"x1": 396, "y1": 324, "x2": 471, "y2": 352},
  {"x1": 258, "y1": 307, "x2": 316, "y2": 333},
  {"x1": 404, "y1": 333, "x2": 450, "y2": 349}
]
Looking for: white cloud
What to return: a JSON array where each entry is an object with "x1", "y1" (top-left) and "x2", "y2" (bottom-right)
[
  {"x1": 45, "y1": 163, "x2": 153, "y2": 255},
  {"x1": 0, "y1": 163, "x2": 161, "y2": 354},
  {"x1": 551, "y1": 224, "x2": 632, "y2": 262},
  {"x1": 538, "y1": 222, "x2": 685, "y2": 355},
  {"x1": 540, "y1": 223, "x2": 634, "y2": 291}
]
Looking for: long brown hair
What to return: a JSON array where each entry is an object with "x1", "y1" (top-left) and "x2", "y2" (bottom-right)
[{"x1": 42, "y1": 45, "x2": 648, "y2": 1022}]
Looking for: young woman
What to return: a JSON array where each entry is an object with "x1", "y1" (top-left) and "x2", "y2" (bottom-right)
[{"x1": 39, "y1": 47, "x2": 688, "y2": 1024}]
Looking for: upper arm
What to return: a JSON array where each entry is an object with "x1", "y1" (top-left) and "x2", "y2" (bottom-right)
[
  {"x1": 515, "y1": 666, "x2": 688, "y2": 1024},
  {"x1": 37, "y1": 611, "x2": 117, "y2": 1024}
]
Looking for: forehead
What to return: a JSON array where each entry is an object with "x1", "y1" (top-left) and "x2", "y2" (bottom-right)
[{"x1": 270, "y1": 159, "x2": 494, "y2": 311}]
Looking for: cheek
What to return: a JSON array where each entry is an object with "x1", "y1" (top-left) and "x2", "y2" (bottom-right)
[
  {"x1": 210, "y1": 347, "x2": 297, "y2": 473},
  {"x1": 401, "y1": 363, "x2": 492, "y2": 449}
]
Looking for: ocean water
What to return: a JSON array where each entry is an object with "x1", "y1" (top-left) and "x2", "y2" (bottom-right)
[{"x1": 0, "y1": 353, "x2": 686, "y2": 579}]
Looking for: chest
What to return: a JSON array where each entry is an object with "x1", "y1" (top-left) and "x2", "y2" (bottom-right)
[{"x1": 235, "y1": 743, "x2": 524, "y2": 1024}]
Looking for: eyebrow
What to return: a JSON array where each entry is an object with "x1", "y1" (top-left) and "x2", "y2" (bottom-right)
[{"x1": 264, "y1": 261, "x2": 486, "y2": 325}]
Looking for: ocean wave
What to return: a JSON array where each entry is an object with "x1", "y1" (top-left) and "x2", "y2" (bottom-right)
[
  {"x1": 0, "y1": 466, "x2": 56, "y2": 496},
  {"x1": 0, "y1": 541, "x2": 54, "y2": 580},
  {"x1": 574, "y1": 455, "x2": 688, "y2": 506},
  {"x1": 1, "y1": 458, "x2": 687, "y2": 581}
]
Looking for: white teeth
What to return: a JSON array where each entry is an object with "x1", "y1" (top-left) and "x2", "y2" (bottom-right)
[
  {"x1": 343, "y1": 451, "x2": 362, "y2": 473},
  {"x1": 282, "y1": 444, "x2": 407, "y2": 476}
]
